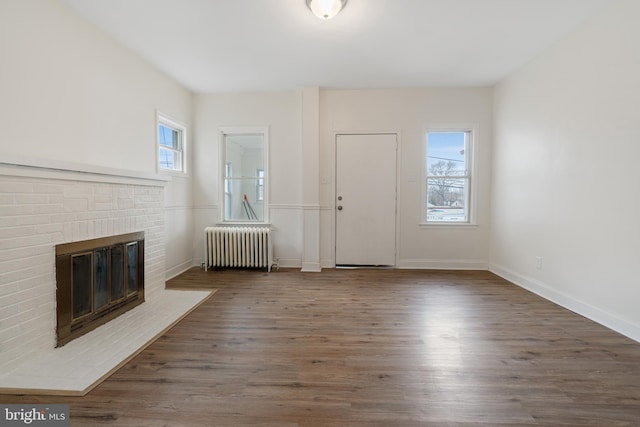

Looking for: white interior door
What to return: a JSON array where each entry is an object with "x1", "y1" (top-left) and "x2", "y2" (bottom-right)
[{"x1": 335, "y1": 134, "x2": 397, "y2": 266}]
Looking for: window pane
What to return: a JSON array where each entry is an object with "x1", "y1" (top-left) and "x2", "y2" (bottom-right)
[
  {"x1": 225, "y1": 135, "x2": 263, "y2": 177},
  {"x1": 159, "y1": 125, "x2": 180, "y2": 149},
  {"x1": 224, "y1": 178, "x2": 264, "y2": 221},
  {"x1": 427, "y1": 177, "x2": 468, "y2": 222},
  {"x1": 426, "y1": 132, "x2": 467, "y2": 177},
  {"x1": 159, "y1": 148, "x2": 180, "y2": 170}
]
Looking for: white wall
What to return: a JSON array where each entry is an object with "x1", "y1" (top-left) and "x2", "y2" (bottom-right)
[
  {"x1": 164, "y1": 174, "x2": 194, "y2": 279},
  {"x1": 0, "y1": 0, "x2": 195, "y2": 367},
  {"x1": 0, "y1": 0, "x2": 195, "y2": 279},
  {"x1": 193, "y1": 92, "x2": 304, "y2": 267},
  {"x1": 491, "y1": 0, "x2": 640, "y2": 341},
  {"x1": 193, "y1": 89, "x2": 493, "y2": 270},
  {"x1": 320, "y1": 89, "x2": 493, "y2": 268},
  {"x1": 0, "y1": 0, "x2": 191, "y2": 174}
]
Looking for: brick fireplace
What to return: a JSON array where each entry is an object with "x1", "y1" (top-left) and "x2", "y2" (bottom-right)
[{"x1": 0, "y1": 163, "x2": 167, "y2": 372}]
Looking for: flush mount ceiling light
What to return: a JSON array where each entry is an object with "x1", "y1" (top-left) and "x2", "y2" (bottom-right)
[{"x1": 306, "y1": 0, "x2": 347, "y2": 20}]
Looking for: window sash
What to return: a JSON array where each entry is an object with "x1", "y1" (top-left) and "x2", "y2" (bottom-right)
[
  {"x1": 159, "y1": 125, "x2": 181, "y2": 149},
  {"x1": 426, "y1": 177, "x2": 470, "y2": 222},
  {"x1": 158, "y1": 147, "x2": 182, "y2": 171}
]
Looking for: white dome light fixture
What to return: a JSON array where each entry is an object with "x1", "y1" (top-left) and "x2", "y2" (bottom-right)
[{"x1": 306, "y1": 0, "x2": 347, "y2": 20}]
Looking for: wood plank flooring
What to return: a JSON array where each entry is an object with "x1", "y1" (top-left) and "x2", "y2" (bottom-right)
[{"x1": 2, "y1": 268, "x2": 640, "y2": 426}]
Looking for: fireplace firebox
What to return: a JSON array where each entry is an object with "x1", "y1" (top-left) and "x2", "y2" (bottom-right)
[{"x1": 55, "y1": 232, "x2": 145, "y2": 347}]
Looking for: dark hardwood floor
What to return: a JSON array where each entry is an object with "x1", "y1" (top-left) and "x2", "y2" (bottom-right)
[{"x1": 2, "y1": 268, "x2": 640, "y2": 426}]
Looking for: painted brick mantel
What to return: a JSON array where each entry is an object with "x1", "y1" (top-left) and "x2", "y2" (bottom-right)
[{"x1": 0, "y1": 165, "x2": 167, "y2": 372}]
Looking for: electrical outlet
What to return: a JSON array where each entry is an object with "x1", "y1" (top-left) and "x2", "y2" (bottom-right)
[{"x1": 535, "y1": 256, "x2": 543, "y2": 270}]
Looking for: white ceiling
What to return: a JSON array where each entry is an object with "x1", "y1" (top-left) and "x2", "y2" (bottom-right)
[{"x1": 59, "y1": 0, "x2": 612, "y2": 93}]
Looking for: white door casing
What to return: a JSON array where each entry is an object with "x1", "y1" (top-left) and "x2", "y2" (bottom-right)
[{"x1": 335, "y1": 134, "x2": 397, "y2": 266}]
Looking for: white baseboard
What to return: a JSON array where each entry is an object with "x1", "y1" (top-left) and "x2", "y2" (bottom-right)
[
  {"x1": 490, "y1": 263, "x2": 640, "y2": 343},
  {"x1": 276, "y1": 258, "x2": 302, "y2": 269},
  {"x1": 320, "y1": 259, "x2": 335, "y2": 269},
  {"x1": 398, "y1": 258, "x2": 488, "y2": 270},
  {"x1": 317, "y1": 259, "x2": 488, "y2": 270},
  {"x1": 165, "y1": 260, "x2": 195, "y2": 281},
  {"x1": 301, "y1": 261, "x2": 321, "y2": 272}
]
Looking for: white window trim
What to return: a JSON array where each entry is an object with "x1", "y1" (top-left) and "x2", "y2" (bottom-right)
[
  {"x1": 420, "y1": 124, "x2": 478, "y2": 227},
  {"x1": 218, "y1": 126, "x2": 270, "y2": 225},
  {"x1": 157, "y1": 112, "x2": 188, "y2": 175}
]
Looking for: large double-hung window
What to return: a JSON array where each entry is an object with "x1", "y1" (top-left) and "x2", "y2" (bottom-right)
[
  {"x1": 424, "y1": 129, "x2": 474, "y2": 224},
  {"x1": 219, "y1": 127, "x2": 269, "y2": 223}
]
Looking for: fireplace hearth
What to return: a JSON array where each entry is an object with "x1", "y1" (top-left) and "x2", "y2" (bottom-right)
[{"x1": 55, "y1": 232, "x2": 145, "y2": 347}]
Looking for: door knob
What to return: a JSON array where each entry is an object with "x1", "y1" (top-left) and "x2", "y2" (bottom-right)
[
  {"x1": 338, "y1": 196, "x2": 343, "y2": 201},
  {"x1": 337, "y1": 206, "x2": 343, "y2": 211}
]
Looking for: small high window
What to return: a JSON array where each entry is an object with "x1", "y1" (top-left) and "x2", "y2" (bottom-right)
[
  {"x1": 424, "y1": 130, "x2": 473, "y2": 224},
  {"x1": 158, "y1": 114, "x2": 186, "y2": 173}
]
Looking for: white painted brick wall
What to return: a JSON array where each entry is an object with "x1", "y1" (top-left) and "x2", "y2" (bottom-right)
[{"x1": 0, "y1": 173, "x2": 166, "y2": 371}]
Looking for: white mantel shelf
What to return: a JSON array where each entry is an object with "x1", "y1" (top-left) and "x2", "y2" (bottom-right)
[{"x1": 0, "y1": 153, "x2": 170, "y2": 186}]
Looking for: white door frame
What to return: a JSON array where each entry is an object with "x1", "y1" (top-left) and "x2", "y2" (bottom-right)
[{"x1": 332, "y1": 131, "x2": 401, "y2": 267}]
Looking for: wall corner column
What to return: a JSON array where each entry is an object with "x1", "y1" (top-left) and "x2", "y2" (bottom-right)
[{"x1": 301, "y1": 87, "x2": 321, "y2": 272}]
